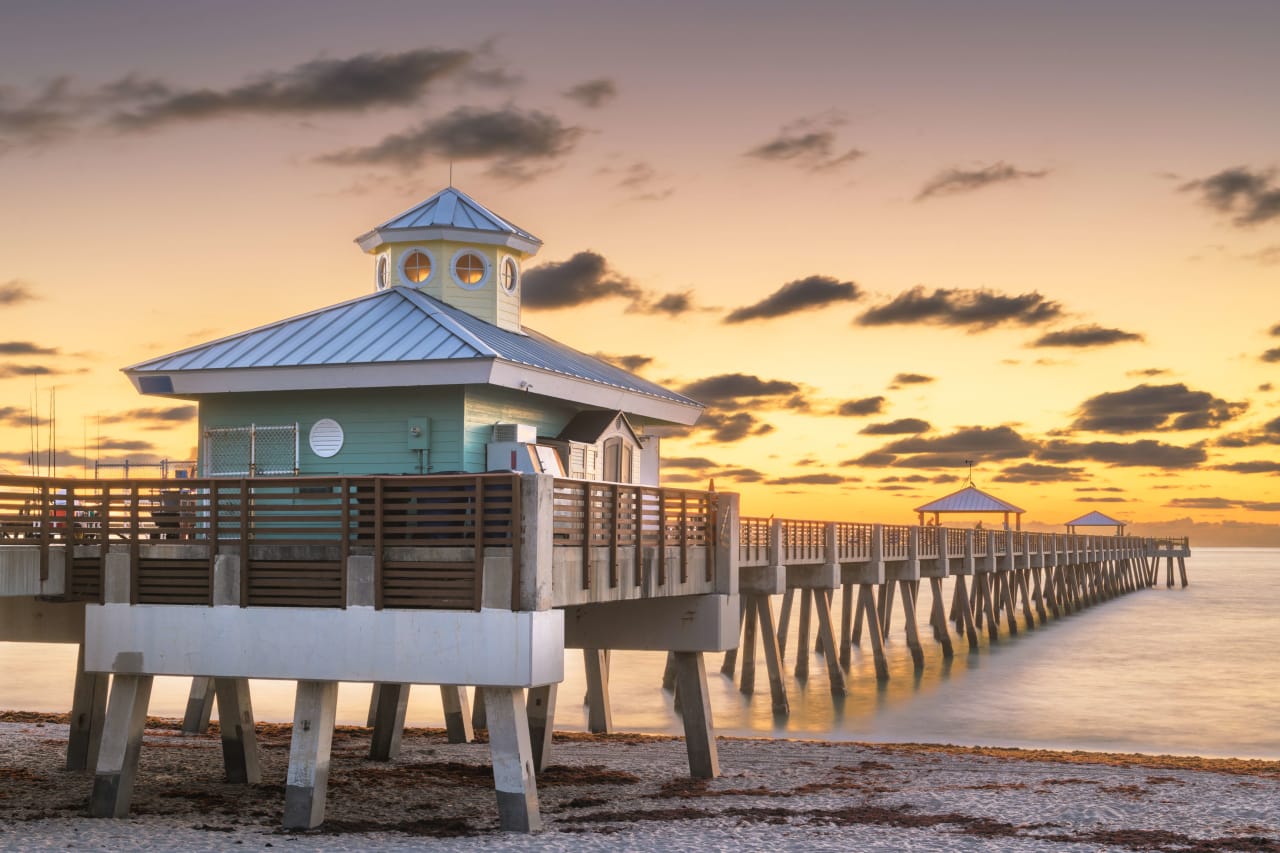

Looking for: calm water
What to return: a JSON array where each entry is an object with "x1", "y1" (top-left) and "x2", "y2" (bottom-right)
[{"x1": 2, "y1": 548, "x2": 1276, "y2": 759}]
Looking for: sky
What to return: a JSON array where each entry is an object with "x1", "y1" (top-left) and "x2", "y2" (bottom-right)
[{"x1": 0, "y1": 0, "x2": 1277, "y2": 544}]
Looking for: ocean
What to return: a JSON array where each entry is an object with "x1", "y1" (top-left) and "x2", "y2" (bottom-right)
[{"x1": 2, "y1": 547, "x2": 1275, "y2": 759}]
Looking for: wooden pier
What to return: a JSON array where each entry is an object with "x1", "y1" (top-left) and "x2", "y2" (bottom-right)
[{"x1": 0, "y1": 473, "x2": 1189, "y2": 833}]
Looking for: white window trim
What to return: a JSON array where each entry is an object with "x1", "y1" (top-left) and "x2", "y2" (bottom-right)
[
  {"x1": 451, "y1": 248, "x2": 491, "y2": 290},
  {"x1": 500, "y1": 256, "x2": 520, "y2": 294},
  {"x1": 398, "y1": 247, "x2": 437, "y2": 287},
  {"x1": 374, "y1": 252, "x2": 391, "y2": 291}
]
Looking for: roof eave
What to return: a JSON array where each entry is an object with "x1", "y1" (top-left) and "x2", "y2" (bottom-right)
[{"x1": 355, "y1": 227, "x2": 542, "y2": 255}]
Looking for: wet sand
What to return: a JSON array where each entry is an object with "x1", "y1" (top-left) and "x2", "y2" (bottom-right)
[{"x1": 2, "y1": 712, "x2": 1278, "y2": 851}]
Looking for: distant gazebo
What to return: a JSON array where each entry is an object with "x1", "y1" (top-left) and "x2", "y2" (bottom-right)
[
  {"x1": 1065, "y1": 509, "x2": 1127, "y2": 536},
  {"x1": 914, "y1": 484, "x2": 1026, "y2": 530}
]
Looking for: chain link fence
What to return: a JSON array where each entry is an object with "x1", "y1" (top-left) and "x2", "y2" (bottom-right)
[{"x1": 204, "y1": 424, "x2": 298, "y2": 477}]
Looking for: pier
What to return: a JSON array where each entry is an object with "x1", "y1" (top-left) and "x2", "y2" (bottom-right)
[{"x1": 0, "y1": 473, "x2": 1189, "y2": 832}]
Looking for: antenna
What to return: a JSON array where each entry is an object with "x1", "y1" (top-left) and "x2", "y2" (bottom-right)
[
  {"x1": 964, "y1": 459, "x2": 975, "y2": 487},
  {"x1": 449, "y1": 160, "x2": 454, "y2": 187}
]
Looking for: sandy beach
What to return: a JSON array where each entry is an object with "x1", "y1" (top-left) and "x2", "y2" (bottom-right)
[{"x1": 1, "y1": 712, "x2": 1277, "y2": 852}]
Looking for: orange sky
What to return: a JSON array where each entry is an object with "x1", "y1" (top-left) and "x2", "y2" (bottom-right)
[{"x1": 0, "y1": 1, "x2": 1277, "y2": 543}]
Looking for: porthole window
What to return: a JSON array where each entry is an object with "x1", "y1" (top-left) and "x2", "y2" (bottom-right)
[
  {"x1": 375, "y1": 254, "x2": 389, "y2": 290},
  {"x1": 400, "y1": 249, "x2": 434, "y2": 286},
  {"x1": 500, "y1": 257, "x2": 519, "y2": 293},
  {"x1": 452, "y1": 250, "x2": 489, "y2": 289}
]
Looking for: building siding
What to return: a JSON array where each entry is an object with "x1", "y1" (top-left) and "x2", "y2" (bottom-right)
[
  {"x1": 197, "y1": 387, "x2": 465, "y2": 476},
  {"x1": 462, "y1": 387, "x2": 577, "y2": 472}
]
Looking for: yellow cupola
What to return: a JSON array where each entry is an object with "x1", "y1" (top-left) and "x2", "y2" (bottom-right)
[{"x1": 354, "y1": 187, "x2": 542, "y2": 332}]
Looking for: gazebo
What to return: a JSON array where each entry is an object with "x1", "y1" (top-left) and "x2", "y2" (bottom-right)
[
  {"x1": 1065, "y1": 509, "x2": 1127, "y2": 536},
  {"x1": 914, "y1": 484, "x2": 1026, "y2": 530}
]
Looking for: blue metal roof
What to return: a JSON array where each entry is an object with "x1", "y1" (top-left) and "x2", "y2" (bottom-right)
[
  {"x1": 914, "y1": 485, "x2": 1025, "y2": 515},
  {"x1": 126, "y1": 287, "x2": 700, "y2": 409},
  {"x1": 1065, "y1": 510, "x2": 1125, "y2": 527},
  {"x1": 376, "y1": 187, "x2": 540, "y2": 243}
]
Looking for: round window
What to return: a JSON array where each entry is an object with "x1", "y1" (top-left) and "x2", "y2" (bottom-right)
[
  {"x1": 375, "y1": 255, "x2": 389, "y2": 290},
  {"x1": 402, "y1": 250, "x2": 432, "y2": 284},
  {"x1": 309, "y1": 418, "x2": 344, "y2": 458},
  {"x1": 500, "y1": 257, "x2": 519, "y2": 293},
  {"x1": 453, "y1": 251, "x2": 487, "y2": 287}
]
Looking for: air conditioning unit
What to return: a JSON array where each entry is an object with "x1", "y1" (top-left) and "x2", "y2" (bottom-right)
[{"x1": 492, "y1": 423, "x2": 537, "y2": 443}]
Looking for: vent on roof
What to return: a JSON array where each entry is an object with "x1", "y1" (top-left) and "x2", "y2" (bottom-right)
[{"x1": 493, "y1": 423, "x2": 536, "y2": 443}]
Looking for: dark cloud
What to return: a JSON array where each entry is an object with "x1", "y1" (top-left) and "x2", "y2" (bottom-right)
[
  {"x1": 1216, "y1": 415, "x2": 1280, "y2": 448},
  {"x1": 768, "y1": 473, "x2": 852, "y2": 486},
  {"x1": 1071, "y1": 383, "x2": 1247, "y2": 433},
  {"x1": 1180, "y1": 166, "x2": 1280, "y2": 227},
  {"x1": 520, "y1": 251, "x2": 688, "y2": 314},
  {"x1": 0, "y1": 406, "x2": 45, "y2": 427},
  {"x1": 594, "y1": 352, "x2": 653, "y2": 373},
  {"x1": 662, "y1": 456, "x2": 719, "y2": 470},
  {"x1": 860, "y1": 418, "x2": 930, "y2": 435},
  {"x1": 320, "y1": 106, "x2": 583, "y2": 181},
  {"x1": 563, "y1": 78, "x2": 617, "y2": 109},
  {"x1": 1261, "y1": 347, "x2": 1280, "y2": 363},
  {"x1": 111, "y1": 49, "x2": 476, "y2": 130},
  {"x1": 723, "y1": 275, "x2": 861, "y2": 324},
  {"x1": 1214, "y1": 460, "x2": 1280, "y2": 474},
  {"x1": 1075, "y1": 486, "x2": 1125, "y2": 493},
  {"x1": 0, "y1": 364, "x2": 60, "y2": 378},
  {"x1": 96, "y1": 438, "x2": 156, "y2": 452},
  {"x1": 716, "y1": 467, "x2": 765, "y2": 483},
  {"x1": 1271, "y1": 323, "x2": 1280, "y2": 336},
  {"x1": 880, "y1": 475, "x2": 933, "y2": 484},
  {"x1": 1261, "y1": 383, "x2": 1275, "y2": 392},
  {"x1": 837, "y1": 396, "x2": 885, "y2": 417},
  {"x1": 0, "y1": 280, "x2": 37, "y2": 307},
  {"x1": 854, "y1": 425, "x2": 1037, "y2": 469},
  {"x1": 915, "y1": 162, "x2": 1048, "y2": 201},
  {"x1": 522, "y1": 251, "x2": 645, "y2": 309},
  {"x1": 890, "y1": 373, "x2": 935, "y2": 389},
  {"x1": 1127, "y1": 368, "x2": 1170, "y2": 378},
  {"x1": 745, "y1": 115, "x2": 863, "y2": 172},
  {"x1": 1031, "y1": 324, "x2": 1144, "y2": 348},
  {"x1": 1037, "y1": 439, "x2": 1206, "y2": 469},
  {"x1": 696, "y1": 411, "x2": 773, "y2": 443},
  {"x1": 678, "y1": 374, "x2": 801, "y2": 406},
  {"x1": 0, "y1": 341, "x2": 57, "y2": 356},
  {"x1": 598, "y1": 161, "x2": 674, "y2": 202},
  {"x1": 1165, "y1": 497, "x2": 1280, "y2": 512},
  {"x1": 661, "y1": 472, "x2": 704, "y2": 485},
  {"x1": 993, "y1": 463, "x2": 1086, "y2": 483},
  {"x1": 98, "y1": 405, "x2": 197, "y2": 426},
  {"x1": 647, "y1": 292, "x2": 694, "y2": 316},
  {"x1": 858, "y1": 286, "x2": 1063, "y2": 330},
  {"x1": 0, "y1": 79, "x2": 80, "y2": 149}
]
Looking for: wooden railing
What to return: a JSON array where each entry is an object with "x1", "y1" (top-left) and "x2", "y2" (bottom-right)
[{"x1": 550, "y1": 480, "x2": 713, "y2": 589}]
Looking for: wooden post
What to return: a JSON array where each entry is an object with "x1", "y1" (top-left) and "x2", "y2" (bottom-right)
[
  {"x1": 928, "y1": 577, "x2": 954, "y2": 658},
  {"x1": 89, "y1": 673, "x2": 153, "y2": 818},
  {"x1": 795, "y1": 587, "x2": 813, "y2": 680},
  {"x1": 814, "y1": 589, "x2": 847, "y2": 695},
  {"x1": 776, "y1": 587, "x2": 795, "y2": 659},
  {"x1": 898, "y1": 579, "x2": 925, "y2": 671},
  {"x1": 482, "y1": 686, "x2": 542, "y2": 832},
  {"x1": 839, "y1": 581, "x2": 855, "y2": 667},
  {"x1": 526, "y1": 684, "x2": 557, "y2": 773},
  {"x1": 672, "y1": 652, "x2": 720, "y2": 779},
  {"x1": 858, "y1": 584, "x2": 890, "y2": 680},
  {"x1": 181, "y1": 676, "x2": 216, "y2": 735},
  {"x1": 953, "y1": 575, "x2": 980, "y2": 650},
  {"x1": 369, "y1": 682, "x2": 410, "y2": 761},
  {"x1": 67, "y1": 642, "x2": 109, "y2": 771},
  {"x1": 661, "y1": 651, "x2": 677, "y2": 691},
  {"x1": 472, "y1": 685, "x2": 488, "y2": 731},
  {"x1": 214, "y1": 677, "x2": 261, "y2": 784},
  {"x1": 283, "y1": 680, "x2": 338, "y2": 830},
  {"x1": 440, "y1": 685, "x2": 475, "y2": 744},
  {"x1": 740, "y1": 595, "x2": 758, "y2": 694},
  {"x1": 721, "y1": 598, "x2": 746, "y2": 676},
  {"x1": 584, "y1": 648, "x2": 612, "y2": 733},
  {"x1": 754, "y1": 595, "x2": 789, "y2": 715}
]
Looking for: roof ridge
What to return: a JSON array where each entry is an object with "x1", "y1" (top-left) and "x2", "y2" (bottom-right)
[{"x1": 393, "y1": 287, "x2": 499, "y2": 357}]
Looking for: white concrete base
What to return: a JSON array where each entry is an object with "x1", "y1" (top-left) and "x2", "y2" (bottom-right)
[
  {"x1": 563, "y1": 595, "x2": 738, "y2": 652},
  {"x1": 0, "y1": 545, "x2": 66, "y2": 597},
  {"x1": 85, "y1": 605, "x2": 564, "y2": 687}
]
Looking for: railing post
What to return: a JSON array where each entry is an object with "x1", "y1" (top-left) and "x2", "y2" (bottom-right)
[
  {"x1": 517, "y1": 474, "x2": 554, "y2": 611},
  {"x1": 712, "y1": 492, "x2": 739, "y2": 596},
  {"x1": 238, "y1": 479, "x2": 250, "y2": 608},
  {"x1": 372, "y1": 478, "x2": 384, "y2": 610},
  {"x1": 768, "y1": 517, "x2": 783, "y2": 570}
]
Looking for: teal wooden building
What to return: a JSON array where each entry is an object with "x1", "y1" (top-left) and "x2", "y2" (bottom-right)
[{"x1": 122, "y1": 188, "x2": 703, "y2": 480}]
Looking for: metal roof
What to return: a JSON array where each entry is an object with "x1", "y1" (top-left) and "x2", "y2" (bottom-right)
[
  {"x1": 914, "y1": 485, "x2": 1026, "y2": 515},
  {"x1": 367, "y1": 187, "x2": 540, "y2": 242},
  {"x1": 1065, "y1": 510, "x2": 1126, "y2": 527},
  {"x1": 125, "y1": 287, "x2": 701, "y2": 410}
]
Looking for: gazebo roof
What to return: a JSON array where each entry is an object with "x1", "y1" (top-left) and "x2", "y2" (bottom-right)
[
  {"x1": 1065, "y1": 510, "x2": 1126, "y2": 527},
  {"x1": 914, "y1": 485, "x2": 1025, "y2": 515}
]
